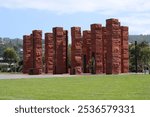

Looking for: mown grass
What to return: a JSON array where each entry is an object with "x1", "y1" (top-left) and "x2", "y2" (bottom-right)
[{"x1": 0, "y1": 74, "x2": 150, "y2": 100}]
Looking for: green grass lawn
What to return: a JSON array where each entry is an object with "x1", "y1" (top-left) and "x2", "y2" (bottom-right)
[{"x1": 0, "y1": 74, "x2": 150, "y2": 100}]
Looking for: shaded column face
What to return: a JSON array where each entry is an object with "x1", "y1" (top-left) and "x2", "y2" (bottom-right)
[
  {"x1": 32, "y1": 30, "x2": 43, "y2": 75},
  {"x1": 23, "y1": 35, "x2": 33, "y2": 74},
  {"x1": 91, "y1": 24, "x2": 103, "y2": 74},
  {"x1": 53, "y1": 27, "x2": 66, "y2": 74},
  {"x1": 121, "y1": 26, "x2": 129, "y2": 73},
  {"x1": 45, "y1": 33, "x2": 53, "y2": 74},
  {"x1": 102, "y1": 27, "x2": 107, "y2": 73},
  {"x1": 63, "y1": 30, "x2": 68, "y2": 73},
  {"x1": 71, "y1": 27, "x2": 82, "y2": 74},
  {"x1": 83, "y1": 30, "x2": 91, "y2": 73},
  {"x1": 106, "y1": 19, "x2": 121, "y2": 74}
]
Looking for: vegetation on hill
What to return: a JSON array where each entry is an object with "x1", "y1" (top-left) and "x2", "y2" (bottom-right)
[{"x1": 0, "y1": 37, "x2": 23, "y2": 58}]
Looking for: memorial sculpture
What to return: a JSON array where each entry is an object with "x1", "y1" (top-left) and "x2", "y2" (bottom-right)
[{"x1": 23, "y1": 18, "x2": 129, "y2": 75}]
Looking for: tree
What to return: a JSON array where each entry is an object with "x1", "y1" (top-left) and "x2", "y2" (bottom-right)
[
  {"x1": 3, "y1": 48, "x2": 19, "y2": 69},
  {"x1": 140, "y1": 46, "x2": 150, "y2": 73},
  {"x1": 129, "y1": 41, "x2": 150, "y2": 73},
  {"x1": 129, "y1": 43, "x2": 136, "y2": 72}
]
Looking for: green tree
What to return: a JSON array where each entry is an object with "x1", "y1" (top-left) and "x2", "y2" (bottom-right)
[
  {"x1": 129, "y1": 43, "x2": 136, "y2": 72},
  {"x1": 140, "y1": 46, "x2": 150, "y2": 73},
  {"x1": 129, "y1": 41, "x2": 150, "y2": 73},
  {"x1": 3, "y1": 48, "x2": 19, "y2": 70}
]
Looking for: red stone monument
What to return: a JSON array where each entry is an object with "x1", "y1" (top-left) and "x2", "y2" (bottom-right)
[
  {"x1": 106, "y1": 19, "x2": 121, "y2": 74},
  {"x1": 53, "y1": 27, "x2": 67, "y2": 74},
  {"x1": 63, "y1": 30, "x2": 68, "y2": 73},
  {"x1": 45, "y1": 33, "x2": 54, "y2": 74},
  {"x1": 91, "y1": 24, "x2": 103, "y2": 74},
  {"x1": 71, "y1": 27, "x2": 82, "y2": 74},
  {"x1": 121, "y1": 26, "x2": 129, "y2": 73},
  {"x1": 102, "y1": 27, "x2": 107, "y2": 73},
  {"x1": 31, "y1": 30, "x2": 43, "y2": 75},
  {"x1": 82, "y1": 30, "x2": 91, "y2": 73},
  {"x1": 23, "y1": 35, "x2": 33, "y2": 74},
  {"x1": 23, "y1": 18, "x2": 129, "y2": 75}
]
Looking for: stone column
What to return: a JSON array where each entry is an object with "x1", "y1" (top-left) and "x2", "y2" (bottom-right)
[
  {"x1": 45, "y1": 33, "x2": 53, "y2": 74},
  {"x1": 121, "y1": 26, "x2": 129, "y2": 73},
  {"x1": 83, "y1": 30, "x2": 91, "y2": 73},
  {"x1": 91, "y1": 24, "x2": 103, "y2": 74},
  {"x1": 53, "y1": 27, "x2": 65, "y2": 74},
  {"x1": 23, "y1": 35, "x2": 33, "y2": 74},
  {"x1": 32, "y1": 30, "x2": 43, "y2": 75},
  {"x1": 102, "y1": 27, "x2": 107, "y2": 73},
  {"x1": 106, "y1": 19, "x2": 121, "y2": 74},
  {"x1": 63, "y1": 30, "x2": 68, "y2": 73},
  {"x1": 71, "y1": 27, "x2": 82, "y2": 74}
]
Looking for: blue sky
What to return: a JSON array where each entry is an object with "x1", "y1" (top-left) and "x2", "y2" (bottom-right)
[{"x1": 0, "y1": 0, "x2": 150, "y2": 42}]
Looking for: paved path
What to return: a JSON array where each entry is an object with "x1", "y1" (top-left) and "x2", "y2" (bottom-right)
[
  {"x1": 0, "y1": 73, "x2": 144, "y2": 80},
  {"x1": 0, "y1": 74, "x2": 74, "y2": 80}
]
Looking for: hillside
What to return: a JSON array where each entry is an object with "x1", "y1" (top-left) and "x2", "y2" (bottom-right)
[
  {"x1": 0, "y1": 37, "x2": 23, "y2": 57},
  {"x1": 0, "y1": 34, "x2": 150, "y2": 50},
  {"x1": 129, "y1": 35, "x2": 150, "y2": 43}
]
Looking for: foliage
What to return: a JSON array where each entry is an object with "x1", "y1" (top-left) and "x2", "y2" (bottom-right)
[
  {"x1": 129, "y1": 41, "x2": 150, "y2": 72},
  {"x1": 0, "y1": 64, "x2": 9, "y2": 72},
  {"x1": 3, "y1": 48, "x2": 19, "y2": 66}
]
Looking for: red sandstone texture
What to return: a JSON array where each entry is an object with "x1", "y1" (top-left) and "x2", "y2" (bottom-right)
[
  {"x1": 45, "y1": 33, "x2": 53, "y2": 74},
  {"x1": 53, "y1": 27, "x2": 68, "y2": 74},
  {"x1": 82, "y1": 30, "x2": 91, "y2": 73},
  {"x1": 32, "y1": 30, "x2": 43, "y2": 75},
  {"x1": 121, "y1": 26, "x2": 129, "y2": 73},
  {"x1": 102, "y1": 27, "x2": 107, "y2": 73},
  {"x1": 71, "y1": 27, "x2": 82, "y2": 74},
  {"x1": 91, "y1": 24, "x2": 103, "y2": 74},
  {"x1": 53, "y1": 27, "x2": 64, "y2": 74},
  {"x1": 23, "y1": 35, "x2": 33, "y2": 74},
  {"x1": 106, "y1": 19, "x2": 121, "y2": 74},
  {"x1": 63, "y1": 30, "x2": 68, "y2": 73}
]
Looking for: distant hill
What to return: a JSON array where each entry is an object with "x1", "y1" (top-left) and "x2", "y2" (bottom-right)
[
  {"x1": 0, "y1": 37, "x2": 23, "y2": 58},
  {"x1": 0, "y1": 34, "x2": 150, "y2": 46},
  {"x1": 0, "y1": 37, "x2": 22, "y2": 46},
  {"x1": 129, "y1": 35, "x2": 150, "y2": 43}
]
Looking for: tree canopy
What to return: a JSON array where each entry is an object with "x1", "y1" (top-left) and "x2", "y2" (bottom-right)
[
  {"x1": 3, "y1": 48, "x2": 19, "y2": 65},
  {"x1": 129, "y1": 41, "x2": 150, "y2": 73}
]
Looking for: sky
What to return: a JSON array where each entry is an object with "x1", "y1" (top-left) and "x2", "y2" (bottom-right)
[{"x1": 0, "y1": 0, "x2": 150, "y2": 42}]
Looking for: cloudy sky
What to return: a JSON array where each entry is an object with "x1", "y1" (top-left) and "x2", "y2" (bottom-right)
[{"x1": 0, "y1": 0, "x2": 150, "y2": 41}]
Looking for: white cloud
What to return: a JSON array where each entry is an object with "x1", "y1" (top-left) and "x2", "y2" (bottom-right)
[
  {"x1": 0, "y1": 0, "x2": 149, "y2": 14},
  {"x1": 1, "y1": 0, "x2": 150, "y2": 16},
  {"x1": 1, "y1": 0, "x2": 150, "y2": 34},
  {"x1": 120, "y1": 13, "x2": 150, "y2": 34}
]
